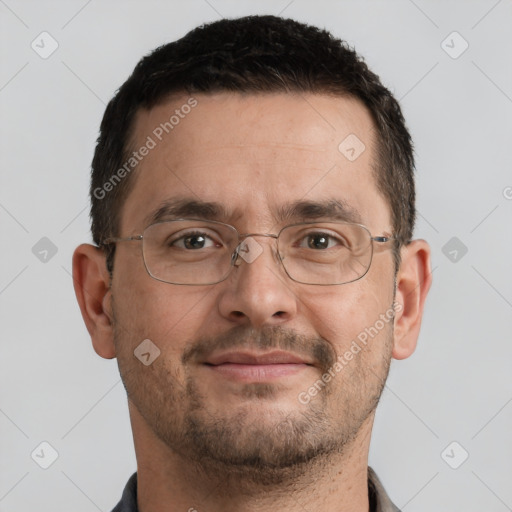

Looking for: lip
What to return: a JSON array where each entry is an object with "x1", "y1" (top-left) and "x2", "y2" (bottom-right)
[
  {"x1": 203, "y1": 351, "x2": 314, "y2": 382},
  {"x1": 205, "y1": 362, "x2": 309, "y2": 380},
  {"x1": 204, "y1": 350, "x2": 312, "y2": 366}
]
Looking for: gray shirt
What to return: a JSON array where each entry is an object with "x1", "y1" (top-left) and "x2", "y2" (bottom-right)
[{"x1": 111, "y1": 466, "x2": 401, "y2": 511}]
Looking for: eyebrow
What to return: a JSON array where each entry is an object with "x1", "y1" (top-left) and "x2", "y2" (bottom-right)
[{"x1": 143, "y1": 197, "x2": 363, "y2": 228}]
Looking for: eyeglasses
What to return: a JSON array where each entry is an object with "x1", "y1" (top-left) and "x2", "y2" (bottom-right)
[{"x1": 101, "y1": 218, "x2": 394, "y2": 286}]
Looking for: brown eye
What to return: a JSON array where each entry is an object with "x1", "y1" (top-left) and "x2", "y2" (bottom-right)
[
  {"x1": 170, "y1": 231, "x2": 219, "y2": 250},
  {"x1": 307, "y1": 234, "x2": 329, "y2": 249},
  {"x1": 183, "y1": 234, "x2": 207, "y2": 249},
  {"x1": 299, "y1": 232, "x2": 345, "y2": 250}
]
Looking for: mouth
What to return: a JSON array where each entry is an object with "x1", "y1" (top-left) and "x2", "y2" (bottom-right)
[{"x1": 203, "y1": 350, "x2": 314, "y2": 381}]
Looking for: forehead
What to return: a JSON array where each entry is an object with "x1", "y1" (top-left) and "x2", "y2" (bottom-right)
[{"x1": 121, "y1": 92, "x2": 390, "y2": 233}]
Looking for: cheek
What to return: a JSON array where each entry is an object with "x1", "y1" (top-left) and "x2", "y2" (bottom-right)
[
  {"x1": 304, "y1": 276, "x2": 393, "y2": 357},
  {"x1": 112, "y1": 265, "x2": 215, "y2": 359}
]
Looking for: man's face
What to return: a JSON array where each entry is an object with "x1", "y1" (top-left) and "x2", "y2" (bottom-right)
[{"x1": 110, "y1": 92, "x2": 396, "y2": 477}]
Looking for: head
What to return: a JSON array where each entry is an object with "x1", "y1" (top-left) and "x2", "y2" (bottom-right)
[
  {"x1": 73, "y1": 15, "x2": 431, "y2": 482},
  {"x1": 91, "y1": 15, "x2": 416, "y2": 273}
]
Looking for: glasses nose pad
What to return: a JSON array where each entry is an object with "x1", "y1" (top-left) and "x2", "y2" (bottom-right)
[{"x1": 231, "y1": 244, "x2": 242, "y2": 267}]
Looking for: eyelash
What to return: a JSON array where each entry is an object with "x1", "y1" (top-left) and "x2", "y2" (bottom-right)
[{"x1": 169, "y1": 230, "x2": 346, "y2": 250}]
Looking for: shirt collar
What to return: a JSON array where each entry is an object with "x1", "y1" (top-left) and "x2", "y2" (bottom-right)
[
  {"x1": 368, "y1": 466, "x2": 402, "y2": 512},
  {"x1": 111, "y1": 467, "x2": 401, "y2": 512}
]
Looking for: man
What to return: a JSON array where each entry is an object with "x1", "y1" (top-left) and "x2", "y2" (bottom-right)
[{"x1": 73, "y1": 14, "x2": 431, "y2": 512}]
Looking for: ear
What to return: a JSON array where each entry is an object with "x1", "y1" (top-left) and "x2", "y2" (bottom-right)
[
  {"x1": 392, "y1": 239, "x2": 432, "y2": 360},
  {"x1": 72, "y1": 243, "x2": 116, "y2": 359}
]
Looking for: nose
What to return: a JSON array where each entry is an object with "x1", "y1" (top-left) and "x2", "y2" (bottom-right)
[{"x1": 216, "y1": 235, "x2": 298, "y2": 328}]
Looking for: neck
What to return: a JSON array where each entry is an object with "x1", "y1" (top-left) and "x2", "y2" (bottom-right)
[{"x1": 130, "y1": 403, "x2": 375, "y2": 512}]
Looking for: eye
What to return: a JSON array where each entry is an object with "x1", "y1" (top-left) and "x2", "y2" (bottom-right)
[
  {"x1": 170, "y1": 231, "x2": 221, "y2": 250},
  {"x1": 299, "y1": 232, "x2": 347, "y2": 250}
]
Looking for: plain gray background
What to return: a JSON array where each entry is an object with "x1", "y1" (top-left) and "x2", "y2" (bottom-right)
[{"x1": 1, "y1": 0, "x2": 511, "y2": 510}]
